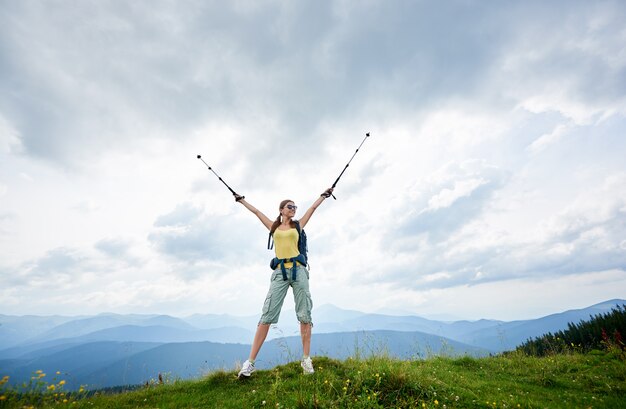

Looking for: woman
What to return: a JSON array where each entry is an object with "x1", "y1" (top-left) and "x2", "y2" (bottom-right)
[{"x1": 235, "y1": 187, "x2": 333, "y2": 377}]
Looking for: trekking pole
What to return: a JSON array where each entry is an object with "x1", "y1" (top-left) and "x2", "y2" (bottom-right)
[
  {"x1": 329, "y1": 132, "x2": 370, "y2": 199},
  {"x1": 196, "y1": 155, "x2": 244, "y2": 200}
]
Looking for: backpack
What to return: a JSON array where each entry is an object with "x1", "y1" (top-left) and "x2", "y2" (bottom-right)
[{"x1": 267, "y1": 220, "x2": 308, "y2": 266}]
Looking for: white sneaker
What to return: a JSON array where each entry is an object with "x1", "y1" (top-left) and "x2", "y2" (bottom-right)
[
  {"x1": 238, "y1": 359, "x2": 256, "y2": 378},
  {"x1": 301, "y1": 357, "x2": 314, "y2": 375}
]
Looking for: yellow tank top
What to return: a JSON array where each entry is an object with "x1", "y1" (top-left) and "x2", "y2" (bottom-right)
[{"x1": 273, "y1": 228, "x2": 301, "y2": 268}]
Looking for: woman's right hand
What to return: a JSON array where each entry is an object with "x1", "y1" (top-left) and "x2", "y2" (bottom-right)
[{"x1": 234, "y1": 193, "x2": 245, "y2": 202}]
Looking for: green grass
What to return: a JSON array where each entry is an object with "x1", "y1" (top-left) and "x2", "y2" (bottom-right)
[{"x1": 2, "y1": 351, "x2": 625, "y2": 408}]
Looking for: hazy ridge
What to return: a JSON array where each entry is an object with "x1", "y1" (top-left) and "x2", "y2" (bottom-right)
[{"x1": 0, "y1": 299, "x2": 623, "y2": 390}]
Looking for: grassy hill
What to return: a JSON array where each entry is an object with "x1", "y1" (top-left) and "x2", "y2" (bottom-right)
[{"x1": 2, "y1": 351, "x2": 624, "y2": 408}]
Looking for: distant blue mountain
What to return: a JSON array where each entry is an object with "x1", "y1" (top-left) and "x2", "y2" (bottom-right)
[
  {"x1": 68, "y1": 324, "x2": 253, "y2": 345},
  {"x1": 82, "y1": 341, "x2": 249, "y2": 388},
  {"x1": 0, "y1": 314, "x2": 84, "y2": 350},
  {"x1": 1, "y1": 298, "x2": 624, "y2": 391},
  {"x1": 183, "y1": 313, "x2": 259, "y2": 330},
  {"x1": 0, "y1": 341, "x2": 162, "y2": 390},
  {"x1": 309, "y1": 300, "x2": 625, "y2": 352},
  {"x1": 455, "y1": 299, "x2": 626, "y2": 350},
  {"x1": 315, "y1": 312, "x2": 493, "y2": 336},
  {"x1": 0, "y1": 341, "x2": 89, "y2": 361},
  {"x1": 0, "y1": 326, "x2": 252, "y2": 360},
  {"x1": 27, "y1": 314, "x2": 195, "y2": 345},
  {"x1": 313, "y1": 304, "x2": 367, "y2": 322},
  {"x1": 1, "y1": 330, "x2": 486, "y2": 390}
]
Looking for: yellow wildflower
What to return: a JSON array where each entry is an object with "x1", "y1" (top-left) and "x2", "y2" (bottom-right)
[
  {"x1": 36, "y1": 370, "x2": 43, "y2": 374},
  {"x1": 59, "y1": 380, "x2": 66, "y2": 386},
  {"x1": 0, "y1": 395, "x2": 6, "y2": 401},
  {"x1": 56, "y1": 371, "x2": 61, "y2": 375},
  {"x1": 47, "y1": 385, "x2": 55, "y2": 391},
  {"x1": 435, "y1": 400, "x2": 439, "y2": 405}
]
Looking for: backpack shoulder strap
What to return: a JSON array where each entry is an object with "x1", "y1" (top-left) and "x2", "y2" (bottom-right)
[{"x1": 267, "y1": 231, "x2": 274, "y2": 250}]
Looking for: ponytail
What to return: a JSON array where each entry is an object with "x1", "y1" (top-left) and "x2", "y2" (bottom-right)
[{"x1": 269, "y1": 214, "x2": 281, "y2": 236}]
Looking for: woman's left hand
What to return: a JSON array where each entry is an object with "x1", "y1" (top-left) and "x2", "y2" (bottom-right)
[{"x1": 321, "y1": 188, "x2": 334, "y2": 198}]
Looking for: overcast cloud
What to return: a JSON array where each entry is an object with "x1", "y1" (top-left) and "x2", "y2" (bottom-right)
[{"x1": 1, "y1": 0, "x2": 625, "y2": 320}]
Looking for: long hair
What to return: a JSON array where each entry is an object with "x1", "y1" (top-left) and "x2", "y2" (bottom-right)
[{"x1": 269, "y1": 199, "x2": 296, "y2": 236}]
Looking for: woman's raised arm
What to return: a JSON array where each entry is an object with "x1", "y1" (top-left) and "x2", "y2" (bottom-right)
[
  {"x1": 298, "y1": 188, "x2": 333, "y2": 229},
  {"x1": 235, "y1": 195, "x2": 273, "y2": 230}
]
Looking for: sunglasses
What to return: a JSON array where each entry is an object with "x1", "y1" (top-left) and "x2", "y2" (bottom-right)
[{"x1": 285, "y1": 205, "x2": 298, "y2": 210}]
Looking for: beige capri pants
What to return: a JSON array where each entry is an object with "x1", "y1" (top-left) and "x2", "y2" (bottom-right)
[{"x1": 259, "y1": 265, "x2": 313, "y2": 325}]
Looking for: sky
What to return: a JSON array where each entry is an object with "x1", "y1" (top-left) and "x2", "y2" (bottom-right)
[{"x1": 1, "y1": 0, "x2": 625, "y2": 321}]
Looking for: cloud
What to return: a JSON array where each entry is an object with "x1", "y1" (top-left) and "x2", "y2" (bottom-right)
[
  {"x1": 528, "y1": 123, "x2": 573, "y2": 153},
  {"x1": 6, "y1": 1, "x2": 622, "y2": 169},
  {"x1": 4, "y1": 240, "x2": 144, "y2": 290},
  {"x1": 71, "y1": 200, "x2": 101, "y2": 214},
  {"x1": 1, "y1": 1, "x2": 626, "y2": 318},
  {"x1": 427, "y1": 178, "x2": 489, "y2": 211},
  {"x1": 527, "y1": 173, "x2": 626, "y2": 273},
  {"x1": 94, "y1": 237, "x2": 132, "y2": 259},
  {"x1": 30, "y1": 247, "x2": 82, "y2": 275},
  {"x1": 499, "y1": 3, "x2": 626, "y2": 124},
  {"x1": 0, "y1": 213, "x2": 14, "y2": 221},
  {"x1": 0, "y1": 212, "x2": 15, "y2": 238},
  {"x1": 0, "y1": 113, "x2": 21, "y2": 154},
  {"x1": 5, "y1": 247, "x2": 85, "y2": 287},
  {"x1": 0, "y1": 2, "x2": 218, "y2": 164},
  {"x1": 370, "y1": 171, "x2": 626, "y2": 291},
  {"x1": 393, "y1": 160, "x2": 510, "y2": 245},
  {"x1": 154, "y1": 202, "x2": 203, "y2": 228},
  {"x1": 148, "y1": 202, "x2": 262, "y2": 264}
]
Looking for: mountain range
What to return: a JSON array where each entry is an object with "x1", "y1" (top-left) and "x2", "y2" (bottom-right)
[{"x1": 0, "y1": 299, "x2": 623, "y2": 390}]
